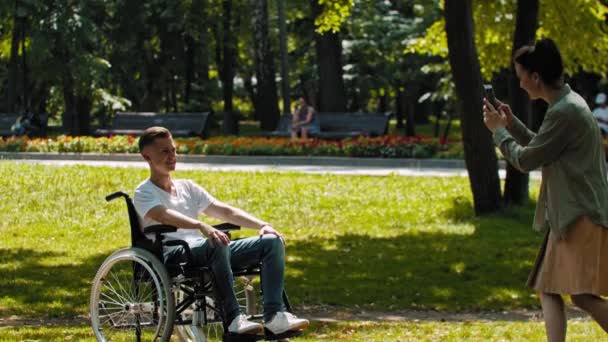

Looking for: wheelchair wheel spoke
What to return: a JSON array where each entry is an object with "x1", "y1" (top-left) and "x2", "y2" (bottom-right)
[
  {"x1": 103, "y1": 276, "x2": 133, "y2": 305},
  {"x1": 99, "y1": 292, "x2": 124, "y2": 307},
  {"x1": 110, "y1": 270, "x2": 135, "y2": 303}
]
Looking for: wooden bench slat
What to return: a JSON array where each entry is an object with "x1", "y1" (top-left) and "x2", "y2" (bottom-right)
[
  {"x1": 260, "y1": 112, "x2": 392, "y2": 139},
  {"x1": 94, "y1": 112, "x2": 212, "y2": 138}
]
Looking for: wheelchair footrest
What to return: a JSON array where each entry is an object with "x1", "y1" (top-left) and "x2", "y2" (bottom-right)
[{"x1": 264, "y1": 328, "x2": 303, "y2": 340}]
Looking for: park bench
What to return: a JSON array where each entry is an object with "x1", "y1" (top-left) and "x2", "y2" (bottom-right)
[
  {"x1": 94, "y1": 112, "x2": 212, "y2": 138},
  {"x1": 262, "y1": 112, "x2": 392, "y2": 139},
  {"x1": 0, "y1": 113, "x2": 49, "y2": 137}
]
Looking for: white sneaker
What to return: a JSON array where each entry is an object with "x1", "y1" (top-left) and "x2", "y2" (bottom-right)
[
  {"x1": 228, "y1": 314, "x2": 264, "y2": 334},
  {"x1": 265, "y1": 311, "x2": 310, "y2": 335}
]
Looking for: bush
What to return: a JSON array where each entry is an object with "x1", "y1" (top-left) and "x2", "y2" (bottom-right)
[{"x1": 0, "y1": 134, "x2": 466, "y2": 159}]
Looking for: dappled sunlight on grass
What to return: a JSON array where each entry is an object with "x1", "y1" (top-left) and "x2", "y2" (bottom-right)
[{"x1": 0, "y1": 161, "x2": 544, "y2": 319}]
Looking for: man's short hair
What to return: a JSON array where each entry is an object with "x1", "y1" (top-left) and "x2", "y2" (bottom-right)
[{"x1": 138, "y1": 126, "x2": 172, "y2": 152}]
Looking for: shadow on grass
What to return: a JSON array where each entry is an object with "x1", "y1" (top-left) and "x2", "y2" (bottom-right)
[
  {"x1": 284, "y1": 202, "x2": 543, "y2": 312},
  {"x1": 0, "y1": 248, "x2": 109, "y2": 318},
  {"x1": 0, "y1": 199, "x2": 543, "y2": 318}
]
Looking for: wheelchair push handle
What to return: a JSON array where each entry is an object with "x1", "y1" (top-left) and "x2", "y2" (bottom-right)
[{"x1": 105, "y1": 191, "x2": 129, "y2": 202}]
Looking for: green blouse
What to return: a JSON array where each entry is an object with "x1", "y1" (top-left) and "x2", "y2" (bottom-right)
[{"x1": 493, "y1": 84, "x2": 608, "y2": 238}]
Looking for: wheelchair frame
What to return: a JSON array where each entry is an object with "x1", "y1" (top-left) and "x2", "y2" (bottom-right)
[{"x1": 89, "y1": 191, "x2": 301, "y2": 342}]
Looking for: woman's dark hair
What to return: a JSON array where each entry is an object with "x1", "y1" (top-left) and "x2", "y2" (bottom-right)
[{"x1": 513, "y1": 38, "x2": 564, "y2": 88}]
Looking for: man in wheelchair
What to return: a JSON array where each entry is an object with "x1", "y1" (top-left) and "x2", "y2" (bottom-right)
[{"x1": 133, "y1": 126, "x2": 309, "y2": 337}]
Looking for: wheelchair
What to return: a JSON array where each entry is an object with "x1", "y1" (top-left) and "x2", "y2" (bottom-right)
[{"x1": 90, "y1": 191, "x2": 303, "y2": 342}]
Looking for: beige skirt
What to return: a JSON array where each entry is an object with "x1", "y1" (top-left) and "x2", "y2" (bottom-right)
[{"x1": 527, "y1": 216, "x2": 608, "y2": 295}]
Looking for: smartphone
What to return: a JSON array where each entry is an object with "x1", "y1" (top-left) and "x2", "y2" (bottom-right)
[{"x1": 483, "y1": 84, "x2": 499, "y2": 108}]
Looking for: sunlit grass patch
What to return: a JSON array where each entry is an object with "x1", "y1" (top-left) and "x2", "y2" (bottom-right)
[{"x1": 0, "y1": 161, "x2": 543, "y2": 319}]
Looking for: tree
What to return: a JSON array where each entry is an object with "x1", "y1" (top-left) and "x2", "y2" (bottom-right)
[
  {"x1": 410, "y1": 1, "x2": 608, "y2": 80},
  {"x1": 251, "y1": 0, "x2": 280, "y2": 130},
  {"x1": 27, "y1": 0, "x2": 111, "y2": 135},
  {"x1": 310, "y1": 0, "x2": 347, "y2": 112},
  {"x1": 218, "y1": 0, "x2": 239, "y2": 134},
  {"x1": 503, "y1": 0, "x2": 539, "y2": 206},
  {"x1": 445, "y1": 0, "x2": 502, "y2": 214},
  {"x1": 277, "y1": 0, "x2": 290, "y2": 114}
]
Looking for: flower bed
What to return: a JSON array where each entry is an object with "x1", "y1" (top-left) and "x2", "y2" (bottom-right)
[{"x1": 0, "y1": 134, "x2": 462, "y2": 159}]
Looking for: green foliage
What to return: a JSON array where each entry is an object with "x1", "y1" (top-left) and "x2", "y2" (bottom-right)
[
  {"x1": 342, "y1": 0, "x2": 441, "y2": 105},
  {"x1": 314, "y1": 0, "x2": 355, "y2": 33},
  {"x1": 409, "y1": 0, "x2": 608, "y2": 79}
]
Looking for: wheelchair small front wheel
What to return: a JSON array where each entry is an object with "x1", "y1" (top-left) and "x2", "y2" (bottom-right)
[
  {"x1": 175, "y1": 275, "x2": 258, "y2": 342},
  {"x1": 90, "y1": 247, "x2": 175, "y2": 341}
]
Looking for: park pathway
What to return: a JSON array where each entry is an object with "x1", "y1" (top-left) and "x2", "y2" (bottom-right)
[{"x1": 0, "y1": 153, "x2": 541, "y2": 179}]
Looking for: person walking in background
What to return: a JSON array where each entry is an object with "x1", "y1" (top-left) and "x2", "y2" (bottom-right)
[
  {"x1": 483, "y1": 38, "x2": 608, "y2": 342},
  {"x1": 592, "y1": 92, "x2": 608, "y2": 136},
  {"x1": 290, "y1": 97, "x2": 320, "y2": 139}
]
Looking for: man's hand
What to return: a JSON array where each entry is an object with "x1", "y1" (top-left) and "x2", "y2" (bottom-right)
[
  {"x1": 201, "y1": 226, "x2": 231, "y2": 247},
  {"x1": 259, "y1": 225, "x2": 285, "y2": 244}
]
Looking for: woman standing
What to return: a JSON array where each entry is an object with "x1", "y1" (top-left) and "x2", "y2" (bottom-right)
[{"x1": 483, "y1": 38, "x2": 608, "y2": 342}]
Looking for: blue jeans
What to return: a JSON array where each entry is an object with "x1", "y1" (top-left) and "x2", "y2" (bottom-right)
[{"x1": 164, "y1": 235, "x2": 286, "y2": 323}]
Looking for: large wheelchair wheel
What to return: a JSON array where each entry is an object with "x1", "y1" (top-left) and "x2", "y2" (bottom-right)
[
  {"x1": 90, "y1": 247, "x2": 175, "y2": 341},
  {"x1": 175, "y1": 275, "x2": 257, "y2": 342}
]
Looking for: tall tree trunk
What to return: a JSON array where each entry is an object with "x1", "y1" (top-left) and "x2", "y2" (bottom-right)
[
  {"x1": 404, "y1": 88, "x2": 416, "y2": 137},
  {"x1": 221, "y1": 0, "x2": 238, "y2": 134},
  {"x1": 195, "y1": 0, "x2": 212, "y2": 112},
  {"x1": 310, "y1": 0, "x2": 347, "y2": 112},
  {"x1": 251, "y1": 0, "x2": 280, "y2": 130},
  {"x1": 62, "y1": 75, "x2": 77, "y2": 135},
  {"x1": 445, "y1": 0, "x2": 501, "y2": 215},
  {"x1": 377, "y1": 89, "x2": 388, "y2": 113},
  {"x1": 21, "y1": 30, "x2": 28, "y2": 110},
  {"x1": 504, "y1": 0, "x2": 539, "y2": 206},
  {"x1": 395, "y1": 85, "x2": 405, "y2": 129},
  {"x1": 277, "y1": 0, "x2": 290, "y2": 114},
  {"x1": 184, "y1": 34, "x2": 195, "y2": 105},
  {"x1": 76, "y1": 95, "x2": 92, "y2": 135},
  {"x1": 7, "y1": 9, "x2": 24, "y2": 113}
]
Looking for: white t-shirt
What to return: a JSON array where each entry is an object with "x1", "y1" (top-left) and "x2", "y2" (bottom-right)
[
  {"x1": 592, "y1": 106, "x2": 608, "y2": 133},
  {"x1": 133, "y1": 178, "x2": 217, "y2": 241}
]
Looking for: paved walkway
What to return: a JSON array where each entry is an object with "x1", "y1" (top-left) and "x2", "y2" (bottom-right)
[{"x1": 0, "y1": 152, "x2": 541, "y2": 178}]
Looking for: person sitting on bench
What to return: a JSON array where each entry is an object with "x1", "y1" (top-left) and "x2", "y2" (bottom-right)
[{"x1": 291, "y1": 97, "x2": 320, "y2": 139}]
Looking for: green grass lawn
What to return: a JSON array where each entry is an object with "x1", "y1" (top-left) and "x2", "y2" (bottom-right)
[
  {"x1": 1, "y1": 161, "x2": 605, "y2": 340},
  {"x1": 0, "y1": 161, "x2": 542, "y2": 320},
  {"x1": 1, "y1": 320, "x2": 605, "y2": 341}
]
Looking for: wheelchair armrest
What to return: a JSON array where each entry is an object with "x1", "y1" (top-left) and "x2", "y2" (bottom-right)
[
  {"x1": 212, "y1": 222, "x2": 240, "y2": 231},
  {"x1": 144, "y1": 224, "x2": 178, "y2": 234}
]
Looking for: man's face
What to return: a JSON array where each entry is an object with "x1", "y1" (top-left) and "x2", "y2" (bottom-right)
[{"x1": 142, "y1": 136, "x2": 177, "y2": 174}]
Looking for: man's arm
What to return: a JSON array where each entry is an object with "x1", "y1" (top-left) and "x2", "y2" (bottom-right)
[
  {"x1": 146, "y1": 205, "x2": 231, "y2": 245},
  {"x1": 204, "y1": 201, "x2": 284, "y2": 240},
  {"x1": 203, "y1": 201, "x2": 268, "y2": 229}
]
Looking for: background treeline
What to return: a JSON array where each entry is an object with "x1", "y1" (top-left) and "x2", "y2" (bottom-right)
[
  {"x1": 0, "y1": 0, "x2": 607, "y2": 138},
  {"x1": 0, "y1": 0, "x2": 442, "y2": 136}
]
